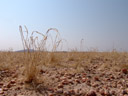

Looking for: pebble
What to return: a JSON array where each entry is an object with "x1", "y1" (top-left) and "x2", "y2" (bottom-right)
[
  {"x1": 75, "y1": 79, "x2": 80, "y2": 83},
  {"x1": 63, "y1": 91, "x2": 70, "y2": 95},
  {"x1": 87, "y1": 91, "x2": 97, "y2": 96},
  {"x1": 82, "y1": 78, "x2": 86, "y2": 82},
  {"x1": 3, "y1": 88, "x2": 8, "y2": 91},
  {"x1": 68, "y1": 89, "x2": 75, "y2": 95},
  {"x1": 94, "y1": 77, "x2": 99, "y2": 81},
  {"x1": 0, "y1": 82, "x2": 3, "y2": 86},
  {"x1": 10, "y1": 80, "x2": 16, "y2": 84},
  {"x1": 48, "y1": 93, "x2": 54, "y2": 96},
  {"x1": 57, "y1": 84, "x2": 63, "y2": 88},
  {"x1": 122, "y1": 90, "x2": 127, "y2": 95},
  {"x1": 56, "y1": 89, "x2": 63, "y2": 94},
  {"x1": 122, "y1": 69, "x2": 127, "y2": 74}
]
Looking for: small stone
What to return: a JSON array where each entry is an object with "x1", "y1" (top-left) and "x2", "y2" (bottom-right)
[
  {"x1": 71, "y1": 73, "x2": 76, "y2": 77},
  {"x1": 3, "y1": 84, "x2": 6, "y2": 88},
  {"x1": 104, "y1": 90, "x2": 111, "y2": 96},
  {"x1": 55, "y1": 75, "x2": 59, "y2": 78},
  {"x1": 57, "y1": 84, "x2": 63, "y2": 88},
  {"x1": 82, "y1": 78, "x2": 86, "y2": 82},
  {"x1": 49, "y1": 93, "x2": 54, "y2": 96},
  {"x1": 61, "y1": 80, "x2": 68, "y2": 85},
  {"x1": 75, "y1": 93, "x2": 81, "y2": 96},
  {"x1": 15, "y1": 87, "x2": 21, "y2": 90},
  {"x1": 75, "y1": 79, "x2": 80, "y2": 83},
  {"x1": 64, "y1": 91, "x2": 70, "y2": 95},
  {"x1": 122, "y1": 69, "x2": 127, "y2": 74},
  {"x1": 40, "y1": 69, "x2": 45, "y2": 74},
  {"x1": 96, "y1": 88, "x2": 100, "y2": 92},
  {"x1": 48, "y1": 88, "x2": 54, "y2": 92},
  {"x1": 68, "y1": 80, "x2": 74, "y2": 84},
  {"x1": 10, "y1": 80, "x2": 16, "y2": 84},
  {"x1": 3, "y1": 88, "x2": 8, "y2": 91},
  {"x1": 92, "y1": 83, "x2": 99, "y2": 87},
  {"x1": 67, "y1": 76, "x2": 72, "y2": 79},
  {"x1": 61, "y1": 77, "x2": 67, "y2": 80},
  {"x1": 64, "y1": 73, "x2": 68, "y2": 76},
  {"x1": 60, "y1": 73, "x2": 64, "y2": 76},
  {"x1": 56, "y1": 89, "x2": 63, "y2": 94},
  {"x1": 12, "y1": 73, "x2": 18, "y2": 78},
  {"x1": 111, "y1": 90, "x2": 115, "y2": 95},
  {"x1": 87, "y1": 91, "x2": 97, "y2": 96},
  {"x1": 69, "y1": 89, "x2": 75, "y2": 95},
  {"x1": 82, "y1": 73, "x2": 86, "y2": 76},
  {"x1": 94, "y1": 77, "x2": 99, "y2": 81},
  {"x1": 122, "y1": 90, "x2": 127, "y2": 95},
  {"x1": 110, "y1": 75, "x2": 115, "y2": 79},
  {"x1": 0, "y1": 83, "x2": 3, "y2": 86},
  {"x1": 100, "y1": 90, "x2": 105, "y2": 96},
  {"x1": 12, "y1": 93, "x2": 17, "y2": 96},
  {"x1": 74, "y1": 89, "x2": 79, "y2": 93},
  {"x1": 6, "y1": 83, "x2": 12, "y2": 88},
  {"x1": 86, "y1": 80, "x2": 91, "y2": 86}
]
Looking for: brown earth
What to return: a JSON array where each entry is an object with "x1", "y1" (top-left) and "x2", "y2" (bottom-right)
[{"x1": 0, "y1": 52, "x2": 128, "y2": 96}]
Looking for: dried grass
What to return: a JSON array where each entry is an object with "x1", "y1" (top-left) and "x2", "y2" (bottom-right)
[
  {"x1": 0, "y1": 26, "x2": 127, "y2": 89},
  {"x1": 19, "y1": 25, "x2": 62, "y2": 84}
]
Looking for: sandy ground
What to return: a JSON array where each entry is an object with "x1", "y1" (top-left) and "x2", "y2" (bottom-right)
[{"x1": 0, "y1": 60, "x2": 128, "y2": 96}]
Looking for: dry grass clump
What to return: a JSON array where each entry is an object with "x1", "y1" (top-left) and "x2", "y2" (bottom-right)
[{"x1": 19, "y1": 26, "x2": 62, "y2": 84}]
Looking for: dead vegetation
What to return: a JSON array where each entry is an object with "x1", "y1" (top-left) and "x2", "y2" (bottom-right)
[{"x1": 0, "y1": 26, "x2": 128, "y2": 95}]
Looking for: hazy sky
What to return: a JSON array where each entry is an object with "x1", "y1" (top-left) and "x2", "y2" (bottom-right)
[{"x1": 0, "y1": 0, "x2": 128, "y2": 51}]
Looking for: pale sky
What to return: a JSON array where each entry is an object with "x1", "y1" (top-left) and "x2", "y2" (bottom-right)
[{"x1": 0, "y1": 0, "x2": 128, "y2": 51}]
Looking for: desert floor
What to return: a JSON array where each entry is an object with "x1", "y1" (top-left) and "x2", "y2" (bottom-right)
[{"x1": 0, "y1": 52, "x2": 128, "y2": 96}]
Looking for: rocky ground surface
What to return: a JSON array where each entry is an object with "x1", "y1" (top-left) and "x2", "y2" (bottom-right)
[{"x1": 0, "y1": 64, "x2": 128, "y2": 96}]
